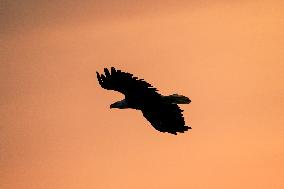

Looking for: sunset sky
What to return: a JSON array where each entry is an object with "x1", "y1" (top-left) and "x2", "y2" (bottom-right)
[{"x1": 1, "y1": 1, "x2": 284, "y2": 188}]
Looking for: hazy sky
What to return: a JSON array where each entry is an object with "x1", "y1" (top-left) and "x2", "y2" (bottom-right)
[{"x1": 1, "y1": 1, "x2": 284, "y2": 189}]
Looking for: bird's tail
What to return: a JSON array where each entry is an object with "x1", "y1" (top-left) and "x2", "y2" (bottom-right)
[{"x1": 163, "y1": 94, "x2": 191, "y2": 104}]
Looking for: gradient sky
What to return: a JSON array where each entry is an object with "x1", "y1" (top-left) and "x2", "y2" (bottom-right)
[{"x1": 1, "y1": 1, "x2": 284, "y2": 189}]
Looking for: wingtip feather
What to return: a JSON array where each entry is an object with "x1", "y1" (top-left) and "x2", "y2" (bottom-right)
[
  {"x1": 96, "y1": 71, "x2": 104, "y2": 86},
  {"x1": 104, "y1": 68, "x2": 111, "y2": 77},
  {"x1": 96, "y1": 71, "x2": 100, "y2": 80},
  {"x1": 111, "y1": 67, "x2": 116, "y2": 74}
]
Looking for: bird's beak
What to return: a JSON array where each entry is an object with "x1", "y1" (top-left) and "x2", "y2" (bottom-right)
[
  {"x1": 110, "y1": 100, "x2": 127, "y2": 109},
  {"x1": 110, "y1": 102, "x2": 119, "y2": 109},
  {"x1": 110, "y1": 103, "x2": 115, "y2": 109}
]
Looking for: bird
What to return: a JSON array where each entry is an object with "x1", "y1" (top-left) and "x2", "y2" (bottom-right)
[{"x1": 96, "y1": 67, "x2": 191, "y2": 135}]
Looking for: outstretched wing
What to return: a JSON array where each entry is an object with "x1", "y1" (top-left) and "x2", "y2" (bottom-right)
[
  {"x1": 142, "y1": 102, "x2": 191, "y2": 135},
  {"x1": 97, "y1": 67, "x2": 160, "y2": 100}
]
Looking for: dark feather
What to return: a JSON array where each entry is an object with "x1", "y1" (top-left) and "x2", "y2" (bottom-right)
[
  {"x1": 97, "y1": 67, "x2": 191, "y2": 134},
  {"x1": 97, "y1": 67, "x2": 160, "y2": 100},
  {"x1": 142, "y1": 102, "x2": 191, "y2": 135}
]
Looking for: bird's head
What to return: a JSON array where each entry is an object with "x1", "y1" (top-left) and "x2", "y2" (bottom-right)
[{"x1": 110, "y1": 99, "x2": 128, "y2": 109}]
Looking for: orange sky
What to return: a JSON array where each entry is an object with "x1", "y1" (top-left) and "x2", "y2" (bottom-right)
[{"x1": 1, "y1": 1, "x2": 284, "y2": 188}]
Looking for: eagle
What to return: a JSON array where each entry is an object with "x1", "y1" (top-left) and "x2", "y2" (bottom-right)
[{"x1": 97, "y1": 67, "x2": 191, "y2": 135}]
